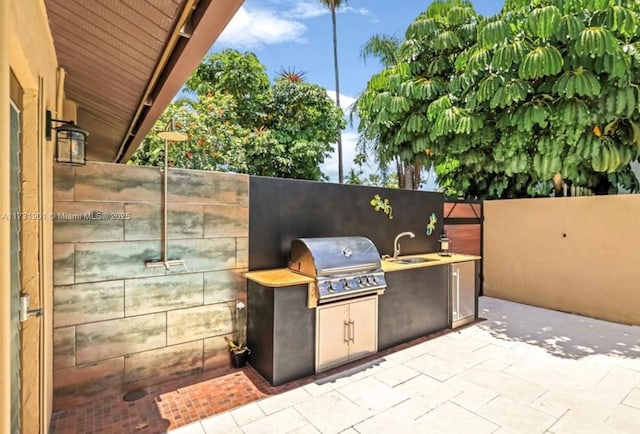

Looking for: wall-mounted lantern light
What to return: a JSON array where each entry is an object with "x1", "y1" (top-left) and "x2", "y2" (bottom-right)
[
  {"x1": 438, "y1": 231, "x2": 452, "y2": 257},
  {"x1": 46, "y1": 110, "x2": 88, "y2": 165}
]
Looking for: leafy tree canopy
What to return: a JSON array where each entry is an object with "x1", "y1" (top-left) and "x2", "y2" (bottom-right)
[
  {"x1": 130, "y1": 50, "x2": 346, "y2": 181},
  {"x1": 356, "y1": 0, "x2": 478, "y2": 190},
  {"x1": 357, "y1": 0, "x2": 640, "y2": 198},
  {"x1": 185, "y1": 49, "x2": 270, "y2": 127},
  {"x1": 345, "y1": 168, "x2": 399, "y2": 188}
]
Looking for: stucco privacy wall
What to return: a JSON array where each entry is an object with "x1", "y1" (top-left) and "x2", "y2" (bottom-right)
[
  {"x1": 484, "y1": 195, "x2": 640, "y2": 326},
  {"x1": 52, "y1": 162, "x2": 249, "y2": 409},
  {"x1": 7, "y1": 0, "x2": 60, "y2": 431}
]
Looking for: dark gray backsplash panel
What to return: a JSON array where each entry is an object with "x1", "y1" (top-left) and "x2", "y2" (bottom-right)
[{"x1": 249, "y1": 176, "x2": 444, "y2": 270}]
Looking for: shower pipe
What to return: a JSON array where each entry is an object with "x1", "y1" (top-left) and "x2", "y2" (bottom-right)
[{"x1": 145, "y1": 123, "x2": 187, "y2": 270}]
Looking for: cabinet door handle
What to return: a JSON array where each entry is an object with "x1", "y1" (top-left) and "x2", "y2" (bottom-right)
[
  {"x1": 452, "y1": 270, "x2": 458, "y2": 315},
  {"x1": 344, "y1": 320, "x2": 350, "y2": 343},
  {"x1": 456, "y1": 270, "x2": 461, "y2": 316},
  {"x1": 349, "y1": 319, "x2": 355, "y2": 343}
]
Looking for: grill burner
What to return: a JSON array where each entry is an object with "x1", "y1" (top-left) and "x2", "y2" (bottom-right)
[{"x1": 288, "y1": 236, "x2": 387, "y2": 305}]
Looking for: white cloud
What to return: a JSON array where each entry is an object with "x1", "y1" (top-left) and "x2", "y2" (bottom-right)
[
  {"x1": 322, "y1": 130, "x2": 363, "y2": 182},
  {"x1": 284, "y1": 1, "x2": 375, "y2": 21},
  {"x1": 285, "y1": 2, "x2": 327, "y2": 19},
  {"x1": 323, "y1": 92, "x2": 363, "y2": 182},
  {"x1": 217, "y1": 6, "x2": 307, "y2": 49},
  {"x1": 341, "y1": 6, "x2": 376, "y2": 20},
  {"x1": 216, "y1": 3, "x2": 376, "y2": 49},
  {"x1": 326, "y1": 90, "x2": 357, "y2": 114}
]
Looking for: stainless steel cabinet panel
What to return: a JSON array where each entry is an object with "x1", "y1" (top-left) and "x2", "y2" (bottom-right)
[
  {"x1": 348, "y1": 297, "x2": 377, "y2": 360},
  {"x1": 316, "y1": 303, "x2": 350, "y2": 371},
  {"x1": 451, "y1": 261, "x2": 476, "y2": 328},
  {"x1": 316, "y1": 295, "x2": 378, "y2": 372}
]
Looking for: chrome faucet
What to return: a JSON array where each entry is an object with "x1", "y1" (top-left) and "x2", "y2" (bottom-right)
[{"x1": 393, "y1": 232, "x2": 415, "y2": 259}]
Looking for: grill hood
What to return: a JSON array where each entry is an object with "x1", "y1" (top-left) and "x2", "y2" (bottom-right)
[{"x1": 288, "y1": 236, "x2": 381, "y2": 277}]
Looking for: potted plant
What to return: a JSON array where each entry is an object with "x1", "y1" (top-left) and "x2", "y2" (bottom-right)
[
  {"x1": 224, "y1": 336, "x2": 251, "y2": 368},
  {"x1": 225, "y1": 300, "x2": 251, "y2": 368}
]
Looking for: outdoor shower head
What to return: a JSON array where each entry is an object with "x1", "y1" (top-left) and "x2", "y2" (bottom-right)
[
  {"x1": 157, "y1": 118, "x2": 188, "y2": 142},
  {"x1": 158, "y1": 130, "x2": 188, "y2": 141}
]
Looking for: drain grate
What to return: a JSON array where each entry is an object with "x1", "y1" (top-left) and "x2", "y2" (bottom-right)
[{"x1": 123, "y1": 389, "x2": 148, "y2": 402}]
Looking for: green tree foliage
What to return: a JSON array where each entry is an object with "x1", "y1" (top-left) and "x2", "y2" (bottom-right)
[
  {"x1": 185, "y1": 50, "x2": 270, "y2": 127},
  {"x1": 345, "y1": 167, "x2": 399, "y2": 188},
  {"x1": 354, "y1": 33, "x2": 425, "y2": 190},
  {"x1": 130, "y1": 50, "x2": 345, "y2": 181},
  {"x1": 251, "y1": 76, "x2": 344, "y2": 179},
  {"x1": 360, "y1": 34, "x2": 401, "y2": 68},
  {"x1": 128, "y1": 94, "x2": 250, "y2": 172},
  {"x1": 356, "y1": 0, "x2": 479, "y2": 190},
  {"x1": 346, "y1": 152, "x2": 399, "y2": 187},
  {"x1": 358, "y1": 0, "x2": 640, "y2": 198}
]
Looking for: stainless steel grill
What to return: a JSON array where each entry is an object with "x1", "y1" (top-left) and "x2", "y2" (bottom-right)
[{"x1": 288, "y1": 236, "x2": 387, "y2": 305}]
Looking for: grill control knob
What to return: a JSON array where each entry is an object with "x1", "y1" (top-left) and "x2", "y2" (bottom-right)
[
  {"x1": 368, "y1": 276, "x2": 378, "y2": 285},
  {"x1": 328, "y1": 282, "x2": 336, "y2": 293},
  {"x1": 359, "y1": 277, "x2": 368, "y2": 286},
  {"x1": 342, "y1": 279, "x2": 350, "y2": 289}
]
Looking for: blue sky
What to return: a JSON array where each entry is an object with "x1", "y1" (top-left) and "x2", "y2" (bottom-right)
[{"x1": 215, "y1": 0, "x2": 505, "y2": 182}]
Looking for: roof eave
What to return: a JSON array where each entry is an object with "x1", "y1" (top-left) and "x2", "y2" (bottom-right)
[{"x1": 114, "y1": 0, "x2": 243, "y2": 163}]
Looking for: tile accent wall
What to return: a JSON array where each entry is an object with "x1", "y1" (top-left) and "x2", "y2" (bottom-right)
[{"x1": 52, "y1": 162, "x2": 248, "y2": 410}]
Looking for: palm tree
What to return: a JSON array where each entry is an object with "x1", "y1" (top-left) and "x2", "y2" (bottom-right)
[
  {"x1": 319, "y1": 0, "x2": 346, "y2": 183},
  {"x1": 356, "y1": 34, "x2": 407, "y2": 187},
  {"x1": 360, "y1": 34, "x2": 400, "y2": 68},
  {"x1": 356, "y1": 33, "x2": 425, "y2": 189}
]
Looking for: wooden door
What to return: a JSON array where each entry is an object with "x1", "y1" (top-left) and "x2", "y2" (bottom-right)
[{"x1": 9, "y1": 102, "x2": 21, "y2": 434}]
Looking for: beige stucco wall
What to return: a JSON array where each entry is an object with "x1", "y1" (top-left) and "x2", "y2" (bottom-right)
[
  {"x1": 5, "y1": 0, "x2": 60, "y2": 432},
  {"x1": 1, "y1": 1, "x2": 11, "y2": 432},
  {"x1": 484, "y1": 195, "x2": 640, "y2": 326}
]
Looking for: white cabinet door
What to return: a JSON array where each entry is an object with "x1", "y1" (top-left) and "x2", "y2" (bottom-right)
[
  {"x1": 316, "y1": 295, "x2": 379, "y2": 372},
  {"x1": 316, "y1": 303, "x2": 350, "y2": 371},
  {"x1": 348, "y1": 296, "x2": 377, "y2": 360}
]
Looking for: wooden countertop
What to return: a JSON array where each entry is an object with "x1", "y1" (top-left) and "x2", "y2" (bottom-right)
[
  {"x1": 381, "y1": 252, "x2": 481, "y2": 272},
  {"x1": 244, "y1": 269, "x2": 314, "y2": 287},
  {"x1": 245, "y1": 253, "x2": 481, "y2": 286}
]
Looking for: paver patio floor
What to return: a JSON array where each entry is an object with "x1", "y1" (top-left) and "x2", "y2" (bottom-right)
[{"x1": 172, "y1": 296, "x2": 640, "y2": 434}]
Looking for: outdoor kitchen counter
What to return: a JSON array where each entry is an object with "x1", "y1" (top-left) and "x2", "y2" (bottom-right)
[
  {"x1": 378, "y1": 253, "x2": 482, "y2": 350},
  {"x1": 244, "y1": 252, "x2": 482, "y2": 286},
  {"x1": 244, "y1": 269, "x2": 314, "y2": 287},
  {"x1": 245, "y1": 253, "x2": 482, "y2": 385},
  {"x1": 381, "y1": 252, "x2": 481, "y2": 272}
]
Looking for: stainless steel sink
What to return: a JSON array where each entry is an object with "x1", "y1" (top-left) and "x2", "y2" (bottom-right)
[{"x1": 393, "y1": 257, "x2": 438, "y2": 264}]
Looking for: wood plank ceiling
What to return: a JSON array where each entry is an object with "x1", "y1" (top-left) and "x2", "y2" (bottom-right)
[{"x1": 45, "y1": 0, "x2": 243, "y2": 163}]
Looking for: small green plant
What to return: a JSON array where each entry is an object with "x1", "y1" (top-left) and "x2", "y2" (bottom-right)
[
  {"x1": 224, "y1": 336, "x2": 247, "y2": 353},
  {"x1": 226, "y1": 300, "x2": 248, "y2": 353}
]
